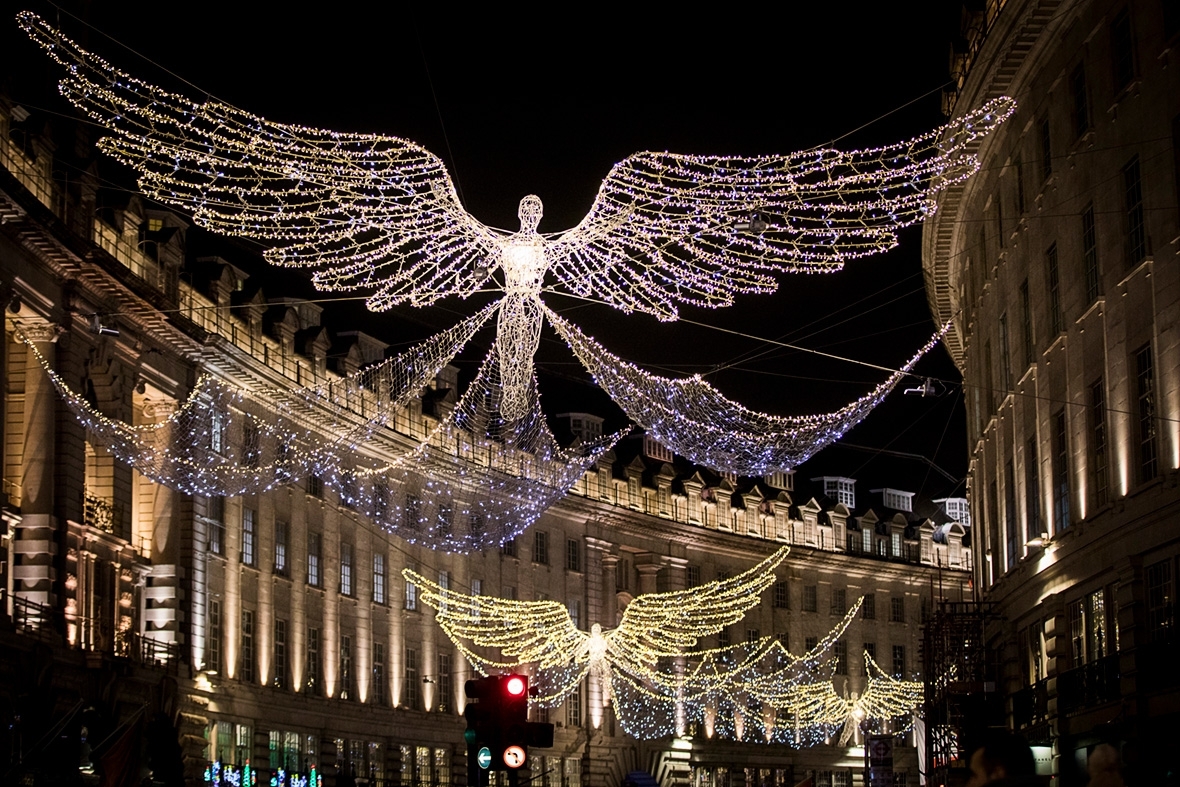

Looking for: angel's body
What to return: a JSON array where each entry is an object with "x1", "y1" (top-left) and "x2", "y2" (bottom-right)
[{"x1": 495, "y1": 196, "x2": 550, "y2": 417}]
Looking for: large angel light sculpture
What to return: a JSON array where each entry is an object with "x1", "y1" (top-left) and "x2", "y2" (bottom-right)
[
  {"x1": 402, "y1": 547, "x2": 910, "y2": 744},
  {"x1": 20, "y1": 13, "x2": 1015, "y2": 478},
  {"x1": 405, "y1": 548, "x2": 792, "y2": 712}
]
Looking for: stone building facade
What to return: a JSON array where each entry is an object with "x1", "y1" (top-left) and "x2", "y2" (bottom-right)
[{"x1": 922, "y1": 0, "x2": 1180, "y2": 782}]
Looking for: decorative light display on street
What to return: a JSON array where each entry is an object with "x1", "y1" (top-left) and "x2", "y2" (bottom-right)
[
  {"x1": 405, "y1": 551, "x2": 923, "y2": 744},
  {"x1": 21, "y1": 12, "x2": 1015, "y2": 476}
]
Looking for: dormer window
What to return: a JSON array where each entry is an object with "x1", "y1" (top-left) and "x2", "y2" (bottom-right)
[
  {"x1": 814, "y1": 477, "x2": 856, "y2": 508},
  {"x1": 879, "y1": 488, "x2": 914, "y2": 513},
  {"x1": 643, "y1": 434, "x2": 673, "y2": 463}
]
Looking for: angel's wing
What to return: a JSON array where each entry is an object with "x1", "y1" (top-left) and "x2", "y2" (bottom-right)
[
  {"x1": 608, "y1": 546, "x2": 789, "y2": 661},
  {"x1": 19, "y1": 12, "x2": 500, "y2": 310},
  {"x1": 855, "y1": 652, "x2": 924, "y2": 721},
  {"x1": 549, "y1": 97, "x2": 1014, "y2": 320},
  {"x1": 403, "y1": 568, "x2": 585, "y2": 670}
]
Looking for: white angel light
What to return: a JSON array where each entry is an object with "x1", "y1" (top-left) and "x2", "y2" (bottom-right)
[{"x1": 20, "y1": 12, "x2": 1015, "y2": 474}]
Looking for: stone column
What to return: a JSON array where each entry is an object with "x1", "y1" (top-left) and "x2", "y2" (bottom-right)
[
  {"x1": 635, "y1": 554, "x2": 663, "y2": 595},
  {"x1": 14, "y1": 320, "x2": 60, "y2": 608},
  {"x1": 142, "y1": 401, "x2": 181, "y2": 647}
]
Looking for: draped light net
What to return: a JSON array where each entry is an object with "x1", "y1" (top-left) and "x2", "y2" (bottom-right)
[
  {"x1": 548, "y1": 307, "x2": 952, "y2": 475},
  {"x1": 406, "y1": 550, "x2": 923, "y2": 743},
  {"x1": 22, "y1": 303, "x2": 616, "y2": 551},
  {"x1": 21, "y1": 11, "x2": 1014, "y2": 435}
]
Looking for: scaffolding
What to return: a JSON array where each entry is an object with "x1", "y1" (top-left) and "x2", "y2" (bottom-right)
[{"x1": 922, "y1": 601, "x2": 1000, "y2": 787}]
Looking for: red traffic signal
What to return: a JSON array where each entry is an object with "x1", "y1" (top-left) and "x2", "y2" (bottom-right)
[{"x1": 505, "y1": 676, "x2": 526, "y2": 697}]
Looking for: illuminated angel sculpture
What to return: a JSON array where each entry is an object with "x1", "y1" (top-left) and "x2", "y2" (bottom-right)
[
  {"x1": 404, "y1": 547, "x2": 792, "y2": 710},
  {"x1": 21, "y1": 12, "x2": 1015, "y2": 475},
  {"x1": 403, "y1": 548, "x2": 916, "y2": 744}
]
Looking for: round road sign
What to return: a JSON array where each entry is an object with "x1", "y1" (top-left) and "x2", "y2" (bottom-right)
[
  {"x1": 503, "y1": 745, "x2": 526, "y2": 769},
  {"x1": 477, "y1": 747, "x2": 491, "y2": 769}
]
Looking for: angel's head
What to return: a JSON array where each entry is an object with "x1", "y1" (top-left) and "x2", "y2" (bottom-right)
[
  {"x1": 590, "y1": 623, "x2": 602, "y2": 636},
  {"x1": 518, "y1": 195, "x2": 544, "y2": 233}
]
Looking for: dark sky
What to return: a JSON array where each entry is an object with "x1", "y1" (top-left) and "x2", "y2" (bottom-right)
[{"x1": 4, "y1": 1, "x2": 970, "y2": 497}]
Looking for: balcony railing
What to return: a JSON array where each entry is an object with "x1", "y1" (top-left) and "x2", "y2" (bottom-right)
[
  {"x1": 1057, "y1": 654, "x2": 1119, "y2": 715},
  {"x1": 2, "y1": 589, "x2": 180, "y2": 671},
  {"x1": 1011, "y1": 678, "x2": 1049, "y2": 729}
]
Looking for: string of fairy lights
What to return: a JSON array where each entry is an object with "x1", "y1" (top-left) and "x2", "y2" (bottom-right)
[
  {"x1": 547, "y1": 307, "x2": 952, "y2": 475},
  {"x1": 20, "y1": 11, "x2": 1014, "y2": 478},
  {"x1": 20, "y1": 303, "x2": 617, "y2": 551},
  {"x1": 404, "y1": 550, "x2": 924, "y2": 744}
]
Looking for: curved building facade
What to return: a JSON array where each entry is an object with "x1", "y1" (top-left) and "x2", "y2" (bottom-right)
[{"x1": 923, "y1": 0, "x2": 1180, "y2": 782}]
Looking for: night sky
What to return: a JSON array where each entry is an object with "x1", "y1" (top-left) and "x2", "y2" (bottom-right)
[{"x1": 3, "y1": 2, "x2": 970, "y2": 499}]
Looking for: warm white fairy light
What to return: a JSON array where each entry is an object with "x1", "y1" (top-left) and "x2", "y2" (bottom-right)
[
  {"x1": 405, "y1": 547, "x2": 790, "y2": 705},
  {"x1": 21, "y1": 12, "x2": 1014, "y2": 438},
  {"x1": 404, "y1": 552, "x2": 919, "y2": 745},
  {"x1": 547, "y1": 308, "x2": 951, "y2": 474}
]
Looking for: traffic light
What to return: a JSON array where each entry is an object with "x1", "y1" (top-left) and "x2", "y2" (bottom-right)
[{"x1": 463, "y1": 674, "x2": 554, "y2": 785}]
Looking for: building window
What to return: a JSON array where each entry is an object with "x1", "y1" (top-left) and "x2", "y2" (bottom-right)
[
  {"x1": 862, "y1": 594, "x2": 875, "y2": 620},
  {"x1": 402, "y1": 495, "x2": 421, "y2": 531},
  {"x1": 339, "y1": 635, "x2": 353, "y2": 700},
  {"x1": 999, "y1": 312, "x2": 1011, "y2": 392},
  {"x1": 501, "y1": 539, "x2": 516, "y2": 558},
  {"x1": 864, "y1": 642, "x2": 876, "y2": 663},
  {"x1": 830, "y1": 588, "x2": 846, "y2": 616},
  {"x1": 340, "y1": 542, "x2": 354, "y2": 596},
  {"x1": 438, "y1": 652, "x2": 452, "y2": 712},
  {"x1": 1135, "y1": 343, "x2": 1158, "y2": 483},
  {"x1": 1005, "y1": 461, "x2": 1017, "y2": 571},
  {"x1": 307, "y1": 474, "x2": 322, "y2": 498},
  {"x1": 241, "y1": 609, "x2": 255, "y2": 683},
  {"x1": 404, "y1": 648, "x2": 419, "y2": 709},
  {"x1": 1039, "y1": 117, "x2": 1052, "y2": 181},
  {"x1": 834, "y1": 641, "x2": 848, "y2": 675},
  {"x1": 274, "y1": 618, "x2": 287, "y2": 690},
  {"x1": 210, "y1": 409, "x2": 226, "y2": 454},
  {"x1": 242, "y1": 419, "x2": 260, "y2": 468},
  {"x1": 1053, "y1": 409, "x2": 1071, "y2": 532},
  {"x1": 1124, "y1": 156, "x2": 1147, "y2": 266},
  {"x1": 1070, "y1": 63, "x2": 1090, "y2": 138},
  {"x1": 306, "y1": 627, "x2": 321, "y2": 694},
  {"x1": 373, "y1": 553, "x2": 387, "y2": 604},
  {"x1": 773, "y1": 580, "x2": 789, "y2": 609},
  {"x1": 533, "y1": 531, "x2": 549, "y2": 565},
  {"x1": 207, "y1": 496, "x2": 225, "y2": 555},
  {"x1": 373, "y1": 642, "x2": 386, "y2": 706},
  {"x1": 241, "y1": 508, "x2": 257, "y2": 567},
  {"x1": 1110, "y1": 9, "x2": 1136, "y2": 93},
  {"x1": 1082, "y1": 205, "x2": 1100, "y2": 303},
  {"x1": 1025, "y1": 438, "x2": 1041, "y2": 541},
  {"x1": 1146, "y1": 559, "x2": 1174, "y2": 642},
  {"x1": 892, "y1": 645, "x2": 906, "y2": 677},
  {"x1": 805, "y1": 636, "x2": 818, "y2": 653},
  {"x1": 1046, "y1": 243, "x2": 1062, "y2": 336},
  {"x1": 717, "y1": 627, "x2": 730, "y2": 649},
  {"x1": 307, "y1": 533, "x2": 322, "y2": 587},
  {"x1": 1013, "y1": 156, "x2": 1026, "y2": 214},
  {"x1": 405, "y1": 573, "x2": 418, "y2": 611},
  {"x1": 686, "y1": 565, "x2": 701, "y2": 588},
  {"x1": 568, "y1": 599, "x2": 580, "y2": 628},
  {"x1": 208, "y1": 600, "x2": 221, "y2": 673},
  {"x1": 803, "y1": 585, "x2": 818, "y2": 613},
  {"x1": 1090, "y1": 380, "x2": 1108, "y2": 508},
  {"x1": 1020, "y1": 280, "x2": 1033, "y2": 368},
  {"x1": 566, "y1": 539, "x2": 581, "y2": 572},
  {"x1": 567, "y1": 683, "x2": 582, "y2": 728},
  {"x1": 890, "y1": 596, "x2": 905, "y2": 623},
  {"x1": 1087, "y1": 589, "x2": 1109, "y2": 662},
  {"x1": 274, "y1": 521, "x2": 289, "y2": 576}
]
